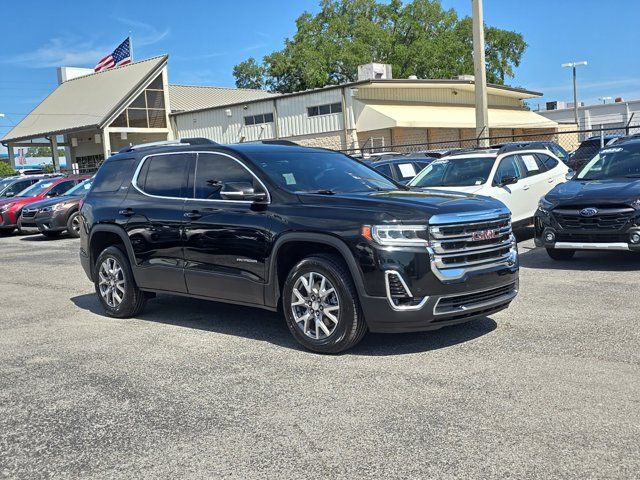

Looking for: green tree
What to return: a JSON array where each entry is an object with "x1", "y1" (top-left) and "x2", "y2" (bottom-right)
[
  {"x1": 25, "y1": 146, "x2": 65, "y2": 157},
  {"x1": 0, "y1": 162, "x2": 16, "y2": 176},
  {"x1": 233, "y1": 58, "x2": 267, "y2": 89},
  {"x1": 234, "y1": 0, "x2": 527, "y2": 93}
]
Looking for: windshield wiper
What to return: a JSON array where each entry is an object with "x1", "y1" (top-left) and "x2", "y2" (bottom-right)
[
  {"x1": 299, "y1": 189, "x2": 336, "y2": 195},
  {"x1": 624, "y1": 174, "x2": 640, "y2": 178}
]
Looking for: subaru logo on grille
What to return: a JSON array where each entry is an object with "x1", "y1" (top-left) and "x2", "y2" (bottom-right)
[{"x1": 579, "y1": 207, "x2": 598, "y2": 217}]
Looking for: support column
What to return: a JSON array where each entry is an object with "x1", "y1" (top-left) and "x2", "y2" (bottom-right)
[
  {"x1": 102, "y1": 128, "x2": 111, "y2": 160},
  {"x1": 50, "y1": 136, "x2": 60, "y2": 172},
  {"x1": 7, "y1": 143, "x2": 16, "y2": 169}
]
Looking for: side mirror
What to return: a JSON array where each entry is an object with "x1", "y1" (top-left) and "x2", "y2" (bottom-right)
[
  {"x1": 47, "y1": 191, "x2": 59, "y2": 198},
  {"x1": 565, "y1": 170, "x2": 575, "y2": 181},
  {"x1": 220, "y1": 181, "x2": 268, "y2": 203},
  {"x1": 499, "y1": 175, "x2": 518, "y2": 187},
  {"x1": 5, "y1": 192, "x2": 14, "y2": 198}
]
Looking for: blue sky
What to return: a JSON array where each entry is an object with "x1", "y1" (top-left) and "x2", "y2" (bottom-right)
[{"x1": 2, "y1": 0, "x2": 640, "y2": 150}]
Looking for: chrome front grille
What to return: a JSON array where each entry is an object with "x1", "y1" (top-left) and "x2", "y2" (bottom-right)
[
  {"x1": 21, "y1": 208, "x2": 38, "y2": 219},
  {"x1": 428, "y1": 210, "x2": 517, "y2": 282}
]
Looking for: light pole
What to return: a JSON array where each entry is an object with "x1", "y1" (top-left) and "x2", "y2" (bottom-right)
[
  {"x1": 472, "y1": 0, "x2": 489, "y2": 147},
  {"x1": 561, "y1": 61, "x2": 587, "y2": 127}
]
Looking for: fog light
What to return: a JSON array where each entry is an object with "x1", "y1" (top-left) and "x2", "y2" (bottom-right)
[
  {"x1": 630, "y1": 233, "x2": 640, "y2": 244},
  {"x1": 545, "y1": 232, "x2": 556, "y2": 242}
]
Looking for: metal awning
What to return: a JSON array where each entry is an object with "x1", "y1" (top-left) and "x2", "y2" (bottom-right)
[
  {"x1": 1, "y1": 56, "x2": 168, "y2": 144},
  {"x1": 355, "y1": 103, "x2": 558, "y2": 132}
]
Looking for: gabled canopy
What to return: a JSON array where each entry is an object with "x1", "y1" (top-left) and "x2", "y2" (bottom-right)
[{"x1": 2, "y1": 55, "x2": 168, "y2": 143}]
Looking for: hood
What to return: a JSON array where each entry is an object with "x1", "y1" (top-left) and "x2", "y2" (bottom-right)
[
  {"x1": 415, "y1": 185, "x2": 485, "y2": 195},
  {"x1": 545, "y1": 178, "x2": 640, "y2": 207},
  {"x1": 25, "y1": 196, "x2": 80, "y2": 211},
  {"x1": 0, "y1": 195, "x2": 40, "y2": 208},
  {"x1": 298, "y1": 188, "x2": 507, "y2": 222}
]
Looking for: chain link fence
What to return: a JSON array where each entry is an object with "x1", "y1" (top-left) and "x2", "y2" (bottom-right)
[{"x1": 341, "y1": 125, "x2": 640, "y2": 162}]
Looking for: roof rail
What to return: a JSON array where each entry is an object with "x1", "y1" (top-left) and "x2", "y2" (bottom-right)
[
  {"x1": 446, "y1": 146, "x2": 495, "y2": 157},
  {"x1": 496, "y1": 142, "x2": 543, "y2": 155},
  {"x1": 118, "y1": 137, "x2": 218, "y2": 153},
  {"x1": 246, "y1": 139, "x2": 299, "y2": 146}
]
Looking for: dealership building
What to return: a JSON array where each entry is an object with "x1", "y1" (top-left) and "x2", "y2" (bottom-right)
[{"x1": 2, "y1": 56, "x2": 561, "y2": 170}]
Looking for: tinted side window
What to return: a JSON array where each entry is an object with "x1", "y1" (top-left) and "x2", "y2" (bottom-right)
[
  {"x1": 536, "y1": 153, "x2": 559, "y2": 171},
  {"x1": 494, "y1": 155, "x2": 524, "y2": 183},
  {"x1": 6, "y1": 180, "x2": 32, "y2": 195},
  {"x1": 48, "y1": 180, "x2": 77, "y2": 196},
  {"x1": 139, "y1": 154, "x2": 191, "y2": 198},
  {"x1": 373, "y1": 163, "x2": 393, "y2": 178},
  {"x1": 194, "y1": 153, "x2": 257, "y2": 200},
  {"x1": 92, "y1": 158, "x2": 137, "y2": 193}
]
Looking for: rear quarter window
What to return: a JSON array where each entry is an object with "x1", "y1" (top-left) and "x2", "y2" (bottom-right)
[{"x1": 91, "y1": 158, "x2": 137, "y2": 193}]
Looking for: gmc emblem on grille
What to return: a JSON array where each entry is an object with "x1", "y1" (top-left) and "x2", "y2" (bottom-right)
[{"x1": 471, "y1": 229, "x2": 498, "y2": 241}]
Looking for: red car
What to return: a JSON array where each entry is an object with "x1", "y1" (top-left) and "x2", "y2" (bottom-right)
[{"x1": 0, "y1": 175, "x2": 90, "y2": 236}]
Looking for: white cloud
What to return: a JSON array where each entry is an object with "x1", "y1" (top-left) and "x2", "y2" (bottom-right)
[
  {"x1": 111, "y1": 17, "x2": 170, "y2": 46},
  {"x1": 3, "y1": 38, "x2": 107, "y2": 68}
]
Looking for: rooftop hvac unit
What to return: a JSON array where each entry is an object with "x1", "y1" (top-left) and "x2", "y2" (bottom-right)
[{"x1": 357, "y1": 63, "x2": 393, "y2": 81}]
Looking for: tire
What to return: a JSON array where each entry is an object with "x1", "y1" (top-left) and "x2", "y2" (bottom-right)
[
  {"x1": 66, "y1": 211, "x2": 81, "y2": 238},
  {"x1": 94, "y1": 246, "x2": 146, "y2": 318},
  {"x1": 546, "y1": 248, "x2": 575, "y2": 261},
  {"x1": 282, "y1": 254, "x2": 367, "y2": 354}
]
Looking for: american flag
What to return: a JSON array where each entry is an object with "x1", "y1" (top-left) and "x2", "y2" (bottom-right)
[{"x1": 94, "y1": 37, "x2": 132, "y2": 72}]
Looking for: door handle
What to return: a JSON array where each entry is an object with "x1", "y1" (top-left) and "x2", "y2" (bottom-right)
[
  {"x1": 548, "y1": 178, "x2": 554, "y2": 183},
  {"x1": 522, "y1": 185, "x2": 530, "y2": 190},
  {"x1": 118, "y1": 208, "x2": 135, "y2": 217},
  {"x1": 184, "y1": 211, "x2": 202, "y2": 220}
]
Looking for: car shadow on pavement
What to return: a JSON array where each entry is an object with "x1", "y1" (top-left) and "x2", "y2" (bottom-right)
[
  {"x1": 71, "y1": 293, "x2": 497, "y2": 356},
  {"x1": 518, "y1": 243, "x2": 640, "y2": 272},
  {"x1": 19, "y1": 233, "x2": 71, "y2": 241}
]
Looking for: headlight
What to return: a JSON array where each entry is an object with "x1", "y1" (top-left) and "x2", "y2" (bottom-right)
[
  {"x1": 0, "y1": 203, "x2": 14, "y2": 213},
  {"x1": 362, "y1": 225, "x2": 429, "y2": 247},
  {"x1": 538, "y1": 197, "x2": 553, "y2": 214},
  {"x1": 41, "y1": 203, "x2": 65, "y2": 213}
]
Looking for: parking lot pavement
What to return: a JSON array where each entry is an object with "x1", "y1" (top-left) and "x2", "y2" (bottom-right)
[{"x1": 0, "y1": 230, "x2": 639, "y2": 480}]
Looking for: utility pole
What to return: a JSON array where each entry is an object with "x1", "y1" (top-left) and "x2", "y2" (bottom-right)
[
  {"x1": 561, "y1": 61, "x2": 587, "y2": 128},
  {"x1": 472, "y1": 0, "x2": 489, "y2": 147}
]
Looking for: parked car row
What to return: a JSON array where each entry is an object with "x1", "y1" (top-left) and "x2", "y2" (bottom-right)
[{"x1": 0, "y1": 175, "x2": 91, "y2": 237}]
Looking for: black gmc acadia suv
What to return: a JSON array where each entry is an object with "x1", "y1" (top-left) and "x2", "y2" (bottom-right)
[
  {"x1": 80, "y1": 140, "x2": 519, "y2": 353},
  {"x1": 536, "y1": 137, "x2": 640, "y2": 259}
]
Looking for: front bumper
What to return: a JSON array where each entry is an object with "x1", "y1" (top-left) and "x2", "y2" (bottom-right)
[
  {"x1": 534, "y1": 208, "x2": 640, "y2": 252},
  {"x1": 34, "y1": 210, "x2": 68, "y2": 233},
  {"x1": 0, "y1": 212, "x2": 17, "y2": 229}
]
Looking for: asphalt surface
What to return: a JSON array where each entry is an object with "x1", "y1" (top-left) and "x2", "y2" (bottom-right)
[{"x1": 1, "y1": 229, "x2": 639, "y2": 479}]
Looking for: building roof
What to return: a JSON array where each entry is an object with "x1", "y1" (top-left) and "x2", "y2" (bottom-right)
[
  {"x1": 168, "y1": 84, "x2": 278, "y2": 112},
  {"x1": 356, "y1": 103, "x2": 557, "y2": 132},
  {"x1": 171, "y1": 78, "x2": 543, "y2": 117},
  {"x1": 1, "y1": 56, "x2": 168, "y2": 143}
]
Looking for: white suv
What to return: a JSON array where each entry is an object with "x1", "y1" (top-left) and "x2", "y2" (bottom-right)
[{"x1": 408, "y1": 145, "x2": 569, "y2": 225}]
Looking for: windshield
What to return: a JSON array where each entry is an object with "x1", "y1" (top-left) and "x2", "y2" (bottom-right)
[
  {"x1": 17, "y1": 179, "x2": 54, "y2": 197},
  {"x1": 64, "y1": 178, "x2": 93, "y2": 196},
  {"x1": 576, "y1": 144, "x2": 640, "y2": 180},
  {"x1": 0, "y1": 178, "x2": 14, "y2": 194},
  {"x1": 409, "y1": 156, "x2": 495, "y2": 188},
  {"x1": 252, "y1": 150, "x2": 398, "y2": 193}
]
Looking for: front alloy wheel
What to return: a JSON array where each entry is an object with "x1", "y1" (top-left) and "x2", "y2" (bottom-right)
[
  {"x1": 291, "y1": 272, "x2": 340, "y2": 340},
  {"x1": 283, "y1": 254, "x2": 367, "y2": 354}
]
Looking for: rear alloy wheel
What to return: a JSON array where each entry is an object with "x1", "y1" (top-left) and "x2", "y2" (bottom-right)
[
  {"x1": 66, "y1": 212, "x2": 81, "y2": 238},
  {"x1": 94, "y1": 246, "x2": 146, "y2": 318},
  {"x1": 546, "y1": 248, "x2": 575, "y2": 261},
  {"x1": 283, "y1": 254, "x2": 367, "y2": 354}
]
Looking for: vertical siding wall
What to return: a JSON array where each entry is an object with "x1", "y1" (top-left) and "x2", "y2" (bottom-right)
[{"x1": 174, "y1": 88, "x2": 348, "y2": 146}]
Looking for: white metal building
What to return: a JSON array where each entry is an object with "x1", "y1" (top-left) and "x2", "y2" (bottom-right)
[{"x1": 537, "y1": 99, "x2": 640, "y2": 132}]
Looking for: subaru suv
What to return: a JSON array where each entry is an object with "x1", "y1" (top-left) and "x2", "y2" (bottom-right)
[
  {"x1": 536, "y1": 138, "x2": 640, "y2": 259},
  {"x1": 80, "y1": 140, "x2": 519, "y2": 353}
]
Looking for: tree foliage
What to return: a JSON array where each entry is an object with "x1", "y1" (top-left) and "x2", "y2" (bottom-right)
[
  {"x1": 26, "y1": 146, "x2": 65, "y2": 157},
  {"x1": 0, "y1": 162, "x2": 16, "y2": 176},
  {"x1": 233, "y1": 0, "x2": 527, "y2": 93}
]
